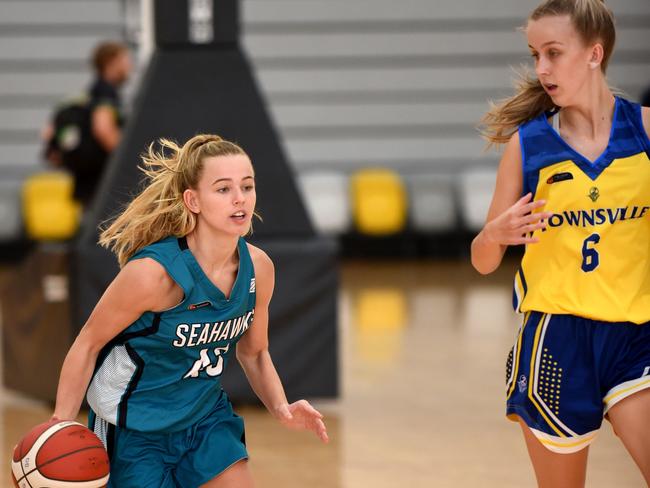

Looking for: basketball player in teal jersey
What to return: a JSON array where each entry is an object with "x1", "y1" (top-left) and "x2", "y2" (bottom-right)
[
  {"x1": 51, "y1": 135, "x2": 328, "y2": 487},
  {"x1": 472, "y1": 1, "x2": 650, "y2": 486}
]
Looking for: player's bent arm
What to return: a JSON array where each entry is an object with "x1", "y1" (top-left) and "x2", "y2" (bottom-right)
[
  {"x1": 471, "y1": 133, "x2": 524, "y2": 274},
  {"x1": 52, "y1": 258, "x2": 179, "y2": 421},
  {"x1": 471, "y1": 133, "x2": 552, "y2": 274},
  {"x1": 237, "y1": 245, "x2": 329, "y2": 443},
  {"x1": 235, "y1": 247, "x2": 289, "y2": 419},
  {"x1": 91, "y1": 105, "x2": 120, "y2": 152}
]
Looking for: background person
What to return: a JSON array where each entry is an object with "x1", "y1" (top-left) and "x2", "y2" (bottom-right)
[{"x1": 43, "y1": 41, "x2": 132, "y2": 205}]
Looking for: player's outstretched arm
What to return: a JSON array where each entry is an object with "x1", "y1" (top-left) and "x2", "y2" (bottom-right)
[
  {"x1": 471, "y1": 132, "x2": 553, "y2": 275},
  {"x1": 52, "y1": 258, "x2": 179, "y2": 421},
  {"x1": 236, "y1": 246, "x2": 329, "y2": 444}
]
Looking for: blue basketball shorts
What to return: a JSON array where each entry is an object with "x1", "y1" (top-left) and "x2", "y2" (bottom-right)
[
  {"x1": 89, "y1": 397, "x2": 248, "y2": 488},
  {"x1": 505, "y1": 311, "x2": 650, "y2": 454}
]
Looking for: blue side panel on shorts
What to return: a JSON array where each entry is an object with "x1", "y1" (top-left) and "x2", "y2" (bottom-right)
[{"x1": 506, "y1": 312, "x2": 650, "y2": 453}]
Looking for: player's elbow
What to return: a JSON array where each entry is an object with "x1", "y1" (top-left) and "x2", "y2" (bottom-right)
[
  {"x1": 91, "y1": 110, "x2": 120, "y2": 151},
  {"x1": 470, "y1": 240, "x2": 499, "y2": 275},
  {"x1": 92, "y1": 125, "x2": 119, "y2": 152},
  {"x1": 236, "y1": 343, "x2": 267, "y2": 366},
  {"x1": 74, "y1": 325, "x2": 106, "y2": 358},
  {"x1": 471, "y1": 256, "x2": 498, "y2": 275}
]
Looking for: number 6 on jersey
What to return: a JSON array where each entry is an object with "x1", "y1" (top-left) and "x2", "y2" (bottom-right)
[{"x1": 581, "y1": 233, "x2": 600, "y2": 272}]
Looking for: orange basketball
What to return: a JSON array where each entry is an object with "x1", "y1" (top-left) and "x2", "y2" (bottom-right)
[{"x1": 11, "y1": 420, "x2": 110, "y2": 488}]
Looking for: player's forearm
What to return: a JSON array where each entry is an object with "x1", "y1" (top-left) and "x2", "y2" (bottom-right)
[
  {"x1": 237, "y1": 349, "x2": 289, "y2": 419},
  {"x1": 53, "y1": 336, "x2": 99, "y2": 420},
  {"x1": 92, "y1": 107, "x2": 121, "y2": 152},
  {"x1": 471, "y1": 228, "x2": 507, "y2": 275},
  {"x1": 96, "y1": 128, "x2": 120, "y2": 152}
]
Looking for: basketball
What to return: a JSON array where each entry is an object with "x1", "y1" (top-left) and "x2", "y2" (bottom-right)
[{"x1": 10, "y1": 420, "x2": 110, "y2": 488}]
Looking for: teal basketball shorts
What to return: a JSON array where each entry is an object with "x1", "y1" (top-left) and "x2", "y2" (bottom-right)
[
  {"x1": 505, "y1": 311, "x2": 650, "y2": 453},
  {"x1": 89, "y1": 396, "x2": 248, "y2": 488}
]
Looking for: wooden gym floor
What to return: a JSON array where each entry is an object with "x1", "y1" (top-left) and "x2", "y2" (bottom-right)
[{"x1": 0, "y1": 260, "x2": 645, "y2": 487}]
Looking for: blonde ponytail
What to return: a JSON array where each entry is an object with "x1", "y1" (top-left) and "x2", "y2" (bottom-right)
[
  {"x1": 481, "y1": 69, "x2": 556, "y2": 146},
  {"x1": 99, "y1": 134, "x2": 247, "y2": 267}
]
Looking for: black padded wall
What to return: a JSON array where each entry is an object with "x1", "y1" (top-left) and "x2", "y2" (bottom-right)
[
  {"x1": 155, "y1": 0, "x2": 239, "y2": 46},
  {"x1": 70, "y1": 0, "x2": 338, "y2": 402},
  {"x1": 82, "y1": 47, "x2": 313, "y2": 244}
]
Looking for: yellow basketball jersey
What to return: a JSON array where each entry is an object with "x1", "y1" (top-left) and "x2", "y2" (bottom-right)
[{"x1": 514, "y1": 98, "x2": 650, "y2": 324}]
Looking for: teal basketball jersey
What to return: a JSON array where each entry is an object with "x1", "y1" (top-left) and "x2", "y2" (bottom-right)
[{"x1": 87, "y1": 236, "x2": 256, "y2": 433}]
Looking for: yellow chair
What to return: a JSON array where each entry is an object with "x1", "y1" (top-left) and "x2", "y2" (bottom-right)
[
  {"x1": 22, "y1": 172, "x2": 81, "y2": 240},
  {"x1": 350, "y1": 168, "x2": 407, "y2": 235}
]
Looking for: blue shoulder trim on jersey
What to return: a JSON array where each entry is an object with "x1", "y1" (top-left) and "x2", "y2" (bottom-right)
[
  {"x1": 619, "y1": 98, "x2": 650, "y2": 158},
  {"x1": 518, "y1": 129, "x2": 529, "y2": 196},
  {"x1": 519, "y1": 113, "x2": 558, "y2": 194},
  {"x1": 520, "y1": 97, "x2": 648, "y2": 186},
  {"x1": 607, "y1": 98, "x2": 649, "y2": 162}
]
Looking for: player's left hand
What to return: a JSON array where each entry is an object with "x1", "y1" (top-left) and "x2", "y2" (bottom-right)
[{"x1": 276, "y1": 400, "x2": 329, "y2": 444}]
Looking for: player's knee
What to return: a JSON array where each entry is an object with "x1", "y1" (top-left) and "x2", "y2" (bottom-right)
[{"x1": 201, "y1": 459, "x2": 253, "y2": 488}]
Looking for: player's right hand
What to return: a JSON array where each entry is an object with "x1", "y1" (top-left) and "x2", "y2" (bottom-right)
[
  {"x1": 483, "y1": 193, "x2": 553, "y2": 246},
  {"x1": 276, "y1": 400, "x2": 329, "y2": 444}
]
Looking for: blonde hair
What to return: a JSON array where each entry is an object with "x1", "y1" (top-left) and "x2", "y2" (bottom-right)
[
  {"x1": 481, "y1": 0, "x2": 616, "y2": 145},
  {"x1": 99, "y1": 134, "x2": 251, "y2": 267}
]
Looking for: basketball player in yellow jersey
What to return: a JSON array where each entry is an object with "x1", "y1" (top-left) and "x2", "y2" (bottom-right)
[{"x1": 471, "y1": 1, "x2": 650, "y2": 486}]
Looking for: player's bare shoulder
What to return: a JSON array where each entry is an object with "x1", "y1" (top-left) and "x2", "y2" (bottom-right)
[
  {"x1": 504, "y1": 130, "x2": 522, "y2": 161},
  {"x1": 119, "y1": 257, "x2": 182, "y2": 311},
  {"x1": 122, "y1": 257, "x2": 173, "y2": 288},
  {"x1": 494, "y1": 131, "x2": 523, "y2": 189},
  {"x1": 246, "y1": 243, "x2": 275, "y2": 278}
]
